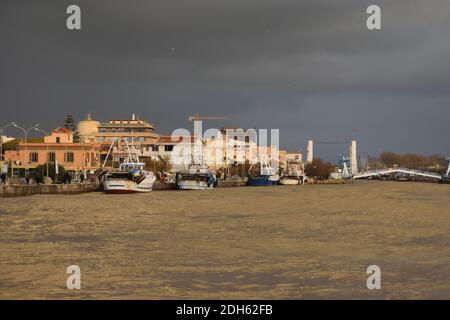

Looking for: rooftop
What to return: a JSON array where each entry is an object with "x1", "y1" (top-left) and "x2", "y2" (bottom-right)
[
  {"x1": 157, "y1": 135, "x2": 196, "y2": 144},
  {"x1": 52, "y1": 127, "x2": 72, "y2": 134}
]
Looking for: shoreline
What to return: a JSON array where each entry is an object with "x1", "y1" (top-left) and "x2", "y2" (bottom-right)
[{"x1": 0, "y1": 178, "x2": 443, "y2": 197}]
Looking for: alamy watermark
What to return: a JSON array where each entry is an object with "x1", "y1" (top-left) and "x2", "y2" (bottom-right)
[
  {"x1": 66, "y1": 265, "x2": 81, "y2": 289},
  {"x1": 66, "y1": 5, "x2": 81, "y2": 30},
  {"x1": 366, "y1": 265, "x2": 381, "y2": 290},
  {"x1": 367, "y1": 5, "x2": 381, "y2": 30},
  {"x1": 169, "y1": 121, "x2": 280, "y2": 171},
  {"x1": 66, "y1": 5, "x2": 381, "y2": 31}
]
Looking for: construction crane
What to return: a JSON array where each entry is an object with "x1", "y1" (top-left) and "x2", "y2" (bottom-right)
[{"x1": 188, "y1": 113, "x2": 229, "y2": 122}]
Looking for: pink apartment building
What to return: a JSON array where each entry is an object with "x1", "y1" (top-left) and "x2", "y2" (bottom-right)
[{"x1": 4, "y1": 127, "x2": 100, "y2": 171}]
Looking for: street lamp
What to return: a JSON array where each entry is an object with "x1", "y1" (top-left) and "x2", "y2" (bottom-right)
[
  {"x1": 73, "y1": 132, "x2": 86, "y2": 178},
  {"x1": 12, "y1": 123, "x2": 39, "y2": 167},
  {"x1": 0, "y1": 122, "x2": 16, "y2": 162},
  {"x1": 34, "y1": 127, "x2": 50, "y2": 180}
]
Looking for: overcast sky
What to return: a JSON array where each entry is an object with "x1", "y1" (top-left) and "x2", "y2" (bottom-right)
[{"x1": 1, "y1": 0, "x2": 450, "y2": 160}]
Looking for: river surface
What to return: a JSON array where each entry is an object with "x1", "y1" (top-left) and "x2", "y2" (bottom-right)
[{"x1": 1, "y1": 181, "x2": 449, "y2": 299}]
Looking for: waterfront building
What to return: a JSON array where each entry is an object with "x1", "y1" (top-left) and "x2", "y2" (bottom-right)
[
  {"x1": 77, "y1": 114, "x2": 159, "y2": 164},
  {"x1": 75, "y1": 115, "x2": 290, "y2": 173},
  {"x1": 3, "y1": 127, "x2": 100, "y2": 171},
  {"x1": 148, "y1": 135, "x2": 198, "y2": 172},
  {"x1": 203, "y1": 128, "x2": 289, "y2": 173}
]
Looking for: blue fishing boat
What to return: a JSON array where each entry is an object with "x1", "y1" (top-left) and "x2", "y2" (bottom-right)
[{"x1": 247, "y1": 158, "x2": 279, "y2": 186}]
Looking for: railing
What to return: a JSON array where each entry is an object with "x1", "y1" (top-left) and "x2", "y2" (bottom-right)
[{"x1": 354, "y1": 167, "x2": 442, "y2": 180}]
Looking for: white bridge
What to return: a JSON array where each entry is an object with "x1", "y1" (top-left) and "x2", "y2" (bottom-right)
[{"x1": 353, "y1": 168, "x2": 443, "y2": 180}]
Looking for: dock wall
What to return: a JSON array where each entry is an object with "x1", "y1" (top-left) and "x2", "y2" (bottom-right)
[{"x1": 0, "y1": 184, "x2": 98, "y2": 198}]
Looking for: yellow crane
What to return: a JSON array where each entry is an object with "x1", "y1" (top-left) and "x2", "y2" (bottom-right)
[{"x1": 188, "y1": 113, "x2": 229, "y2": 122}]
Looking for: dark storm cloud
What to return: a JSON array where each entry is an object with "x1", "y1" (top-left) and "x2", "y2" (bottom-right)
[{"x1": 1, "y1": 0, "x2": 450, "y2": 159}]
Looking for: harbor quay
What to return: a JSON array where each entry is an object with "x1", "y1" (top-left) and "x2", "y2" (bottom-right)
[
  {"x1": 1, "y1": 114, "x2": 307, "y2": 193},
  {"x1": 0, "y1": 183, "x2": 97, "y2": 197}
]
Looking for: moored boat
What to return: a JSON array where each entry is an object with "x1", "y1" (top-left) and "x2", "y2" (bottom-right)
[
  {"x1": 247, "y1": 158, "x2": 279, "y2": 186},
  {"x1": 100, "y1": 138, "x2": 156, "y2": 194},
  {"x1": 176, "y1": 164, "x2": 217, "y2": 190},
  {"x1": 278, "y1": 160, "x2": 305, "y2": 185},
  {"x1": 103, "y1": 162, "x2": 156, "y2": 193}
]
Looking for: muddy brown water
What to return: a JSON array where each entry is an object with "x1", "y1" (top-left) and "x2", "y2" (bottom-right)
[{"x1": 1, "y1": 181, "x2": 449, "y2": 299}]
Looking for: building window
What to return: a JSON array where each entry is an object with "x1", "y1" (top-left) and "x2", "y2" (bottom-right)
[
  {"x1": 64, "y1": 152, "x2": 74, "y2": 163},
  {"x1": 165, "y1": 145, "x2": 174, "y2": 152},
  {"x1": 56, "y1": 137, "x2": 61, "y2": 143},
  {"x1": 29, "y1": 152, "x2": 39, "y2": 163},
  {"x1": 47, "y1": 152, "x2": 56, "y2": 162}
]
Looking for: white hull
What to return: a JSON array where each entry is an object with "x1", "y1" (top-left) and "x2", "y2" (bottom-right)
[
  {"x1": 177, "y1": 180, "x2": 214, "y2": 190},
  {"x1": 279, "y1": 178, "x2": 300, "y2": 185},
  {"x1": 269, "y1": 174, "x2": 280, "y2": 182},
  {"x1": 103, "y1": 173, "x2": 155, "y2": 193}
]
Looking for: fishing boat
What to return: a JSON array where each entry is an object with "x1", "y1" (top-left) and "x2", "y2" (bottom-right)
[
  {"x1": 176, "y1": 163, "x2": 217, "y2": 190},
  {"x1": 247, "y1": 158, "x2": 279, "y2": 186},
  {"x1": 100, "y1": 138, "x2": 156, "y2": 193},
  {"x1": 279, "y1": 160, "x2": 305, "y2": 185},
  {"x1": 102, "y1": 162, "x2": 156, "y2": 193}
]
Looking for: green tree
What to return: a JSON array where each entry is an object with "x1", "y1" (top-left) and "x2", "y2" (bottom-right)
[
  {"x1": 64, "y1": 114, "x2": 79, "y2": 142},
  {"x1": 31, "y1": 162, "x2": 66, "y2": 183},
  {"x1": 64, "y1": 114, "x2": 76, "y2": 131}
]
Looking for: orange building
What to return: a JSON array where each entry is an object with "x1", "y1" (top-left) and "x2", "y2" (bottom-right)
[{"x1": 4, "y1": 128, "x2": 100, "y2": 171}]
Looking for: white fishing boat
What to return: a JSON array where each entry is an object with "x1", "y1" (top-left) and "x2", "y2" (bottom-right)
[
  {"x1": 176, "y1": 149, "x2": 217, "y2": 191},
  {"x1": 279, "y1": 160, "x2": 305, "y2": 185},
  {"x1": 102, "y1": 162, "x2": 156, "y2": 193},
  {"x1": 100, "y1": 138, "x2": 156, "y2": 194},
  {"x1": 176, "y1": 164, "x2": 217, "y2": 190}
]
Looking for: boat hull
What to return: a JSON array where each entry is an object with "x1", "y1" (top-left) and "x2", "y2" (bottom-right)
[
  {"x1": 279, "y1": 178, "x2": 300, "y2": 185},
  {"x1": 177, "y1": 180, "x2": 214, "y2": 190},
  {"x1": 247, "y1": 177, "x2": 278, "y2": 186},
  {"x1": 102, "y1": 173, "x2": 155, "y2": 194},
  {"x1": 104, "y1": 188, "x2": 150, "y2": 194},
  {"x1": 103, "y1": 180, "x2": 153, "y2": 193}
]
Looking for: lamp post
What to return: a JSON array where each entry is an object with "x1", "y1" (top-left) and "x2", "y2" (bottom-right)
[
  {"x1": 72, "y1": 132, "x2": 86, "y2": 183},
  {"x1": 0, "y1": 122, "x2": 16, "y2": 162},
  {"x1": 12, "y1": 123, "x2": 39, "y2": 168},
  {"x1": 73, "y1": 132, "x2": 85, "y2": 170},
  {"x1": 34, "y1": 127, "x2": 49, "y2": 180}
]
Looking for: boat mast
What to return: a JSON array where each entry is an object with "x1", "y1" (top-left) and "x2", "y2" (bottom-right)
[
  {"x1": 102, "y1": 138, "x2": 118, "y2": 168},
  {"x1": 124, "y1": 138, "x2": 139, "y2": 165}
]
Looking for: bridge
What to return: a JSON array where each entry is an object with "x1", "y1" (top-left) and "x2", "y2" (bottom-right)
[{"x1": 353, "y1": 168, "x2": 443, "y2": 180}]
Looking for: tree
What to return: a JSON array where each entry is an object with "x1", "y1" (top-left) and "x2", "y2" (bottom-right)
[
  {"x1": 379, "y1": 151, "x2": 444, "y2": 168},
  {"x1": 64, "y1": 114, "x2": 76, "y2": 131},
  {"x1": 305, "y1": 158, "x2": 334, "y2": 179},
  {"x1": 64, "y1": 114, "x2": 79, "y2": 142},
  {"x1": 31, "y1": 162, "x2": 66, "y2": 183}
]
